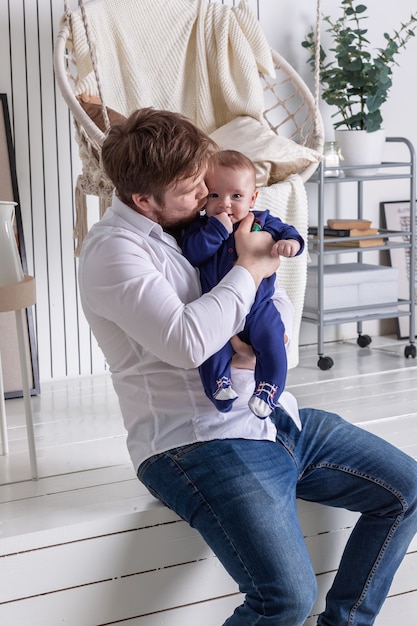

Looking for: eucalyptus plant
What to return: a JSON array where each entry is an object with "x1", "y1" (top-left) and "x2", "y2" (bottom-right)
[{"x1": 302, "y1": 0, "x2": 417, "y2": 132}]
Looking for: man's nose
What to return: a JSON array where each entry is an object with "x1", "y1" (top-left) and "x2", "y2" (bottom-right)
[{"x1": 197, "y1": 181, "x2": 208, "y2": 198}]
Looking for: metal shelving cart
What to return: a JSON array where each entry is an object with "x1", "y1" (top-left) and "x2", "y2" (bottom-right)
[{"x1": 303, "y1": 137, "x2": 416, "y2": 370}]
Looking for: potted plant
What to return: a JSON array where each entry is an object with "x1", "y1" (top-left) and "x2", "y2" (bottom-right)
[{"x1": 302, "y1": 0, "x2": 417, "y2": 171}]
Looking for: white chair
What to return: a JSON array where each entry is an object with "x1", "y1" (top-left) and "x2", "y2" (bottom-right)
[{"x1": 0, "y1": 276, "x2": 38, "y2": 479}]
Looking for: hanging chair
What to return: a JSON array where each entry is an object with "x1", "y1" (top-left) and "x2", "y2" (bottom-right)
[{"x1": 54, "y1": 0, "x2": 324, "y2": 367}]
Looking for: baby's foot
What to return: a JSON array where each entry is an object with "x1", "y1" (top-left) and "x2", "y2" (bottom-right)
[
  {"x1": 213, "y1": 377, "x2": 238, "y2": 412},
  {"x1": 248, "y1": 396, "x2": 272, "y2": 419},
  {"x1": 214, "y1": 386, "x2": 238, "y2": 401},
  {"x1": 249, "y1": 382, "x2": 280, "y2": 419}
]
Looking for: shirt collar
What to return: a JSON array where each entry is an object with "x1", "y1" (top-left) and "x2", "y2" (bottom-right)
[
  {"x1": 111, "y1": 193, "x2": 179, "y2": 248},
  {"x1": 110, "y1": 193, "x2": 158, "y2": 233}
]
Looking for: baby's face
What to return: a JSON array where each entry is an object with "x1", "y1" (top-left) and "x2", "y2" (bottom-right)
[{"x1": 204, "y1": 165, "x2": 258, "y2": 224}]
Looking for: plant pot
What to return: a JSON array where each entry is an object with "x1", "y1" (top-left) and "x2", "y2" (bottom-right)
[{"x1": 334, "y1": 129, "x2": 386, "y2": 176}]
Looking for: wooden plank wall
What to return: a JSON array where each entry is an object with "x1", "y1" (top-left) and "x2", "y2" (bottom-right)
[{"x1": 0, "y1": 0, "x2": 103, "y2": 382}]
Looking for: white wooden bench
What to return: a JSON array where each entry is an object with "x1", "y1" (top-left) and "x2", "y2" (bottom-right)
[
  {"x1": 1, "y1": 344, "x2": 416, "y2": 625},
  {"x1": 1, "y1": 461, "x2": 416, "y2": 624}
]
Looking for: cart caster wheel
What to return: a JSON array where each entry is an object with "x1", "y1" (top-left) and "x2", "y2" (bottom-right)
[
  {"x1": 357, "y1": 334, "x2": 372, "y2": 348},
  {"x1": 404, "y1": 344, "x2": 416, "y2": 359},
  {"x1": 318, "y1": 356, "x2": 334, "y2": 370}
]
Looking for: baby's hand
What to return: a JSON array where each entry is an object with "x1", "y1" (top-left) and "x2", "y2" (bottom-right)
[
  {"x1": 213, "y1": 213, "x2": 233, "y2": 234},
  {"x1": 273, "y1": 238, "x2": 301, "y2": 258}
]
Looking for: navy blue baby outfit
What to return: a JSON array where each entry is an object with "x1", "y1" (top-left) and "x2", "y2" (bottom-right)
[{"x1": 181, "y1": 209, "x2": 304, "y2": 416}]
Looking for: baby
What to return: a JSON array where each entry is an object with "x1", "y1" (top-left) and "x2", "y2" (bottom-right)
[{"x1": 182, "y1": 150, "x2": 304, "y2": 418}]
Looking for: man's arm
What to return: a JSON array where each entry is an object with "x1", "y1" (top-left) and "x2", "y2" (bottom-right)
[{"x1": 80, "y1": 213, "x2": 281, "y2": 371}]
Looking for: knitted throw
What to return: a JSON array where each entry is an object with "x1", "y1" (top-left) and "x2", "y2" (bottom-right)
[{"x1": 68, "y1": 0, "x2": 276, "y2": 134}]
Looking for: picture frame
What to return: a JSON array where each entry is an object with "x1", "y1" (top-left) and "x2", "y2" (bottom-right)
[
  {"x1": 381, "y1": 199, "x2": 417, "y2": 340},
  {"x1": 0, "y1": 93, "x2": 40, "y2": 398}
]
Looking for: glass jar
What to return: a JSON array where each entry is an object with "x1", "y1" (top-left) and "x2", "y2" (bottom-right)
[{"x1": 323, "y1": 141, "x2": 340, "y2": 177}]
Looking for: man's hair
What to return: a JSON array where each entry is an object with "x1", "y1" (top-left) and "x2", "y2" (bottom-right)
[
  {"x1": 102, "y1": 108, "x2": 217, "y2": 207},
  {"x1": 206, "y1": 149, "x2": 256, "y2": 182}
]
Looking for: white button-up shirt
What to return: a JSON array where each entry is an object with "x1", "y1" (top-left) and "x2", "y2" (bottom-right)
[{"x1": 78, "y1": 196, "x2": 299, "y2": 472}]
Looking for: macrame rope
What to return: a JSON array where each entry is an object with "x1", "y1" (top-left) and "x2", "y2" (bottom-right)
[
  {"x1": 77, "y1": 0, "x2": 111, "y2": 133},
  {"x1": 314, "y1": 0, "x2": 322, "y2": 139}
]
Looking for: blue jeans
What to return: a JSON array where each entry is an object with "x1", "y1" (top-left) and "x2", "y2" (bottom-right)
[{"x1": 138, "y1": 407, "x2": 417, "y2": 625}]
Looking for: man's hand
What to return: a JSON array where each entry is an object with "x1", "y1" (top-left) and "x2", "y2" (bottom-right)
[
  {"x1": 234, "y1": 213, "x2": 281, "y2": 287},
  {"x1": 230, "y1": 335, "x2": 256, "y2": 370}
]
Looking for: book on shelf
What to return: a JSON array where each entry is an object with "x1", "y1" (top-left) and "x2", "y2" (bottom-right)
[
  {"x1": 313, "y1": 237, "x2": 385, "y2": 248},
  {"x1": 309, "y1": 226, "x2": 379, "y2": 237},
  {"x1": 326, "y1": 218, "x2": 372, "y2": 230}
]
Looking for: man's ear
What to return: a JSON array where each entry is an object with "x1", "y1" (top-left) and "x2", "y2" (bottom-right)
[{"x1": 132, "y1": 193, "x2": 152, "y2": 212}]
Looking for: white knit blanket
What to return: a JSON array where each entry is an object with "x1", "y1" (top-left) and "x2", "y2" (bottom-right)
[
  {"x1": 258, "y1": 175, "x2": 308, "y2": 369},
  {"x1": 68, "y1": 0, "x2": 276, "y2": 134}
]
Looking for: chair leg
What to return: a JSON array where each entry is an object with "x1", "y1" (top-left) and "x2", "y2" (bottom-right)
[
  {"x1": 15, "y1": 309, "x2": 38, "y2": 480},
  {"x1": 0, "y1": 350, "x2": 9, "y2": 456}
]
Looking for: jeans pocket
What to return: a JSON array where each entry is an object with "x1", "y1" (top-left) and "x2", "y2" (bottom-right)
[
  {"x1": 171, "y1": 441, "x2": 205, "y2": 460},
  {"x1": 138, "y1": 442, "x2": 206, "y2": 500}
]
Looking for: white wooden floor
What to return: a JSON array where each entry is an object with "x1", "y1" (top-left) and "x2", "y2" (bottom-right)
[{"x1": 1, "y1": 336, "x2": 416, "y2": 625}]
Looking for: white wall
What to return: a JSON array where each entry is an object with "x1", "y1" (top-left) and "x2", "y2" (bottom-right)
[{"x1": 0, "y1": 0, "x2": 416, "y2": 384}]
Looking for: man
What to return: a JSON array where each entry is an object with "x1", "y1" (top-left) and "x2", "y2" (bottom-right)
[{"x1": 78, "y1": 108, "x2": 417, "y2": 625}]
